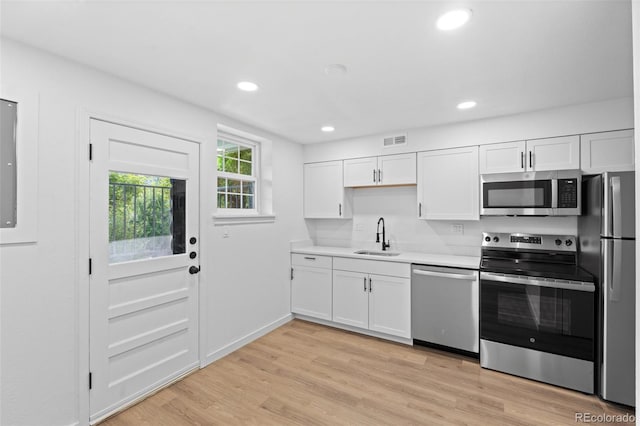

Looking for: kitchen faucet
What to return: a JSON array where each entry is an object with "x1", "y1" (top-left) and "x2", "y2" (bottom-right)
[{"x1": 376, "y1": 217, "x2": 391, "y2": 251}]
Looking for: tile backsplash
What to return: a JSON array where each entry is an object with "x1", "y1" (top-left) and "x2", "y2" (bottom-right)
[{"x1": 305, "y1": 186, "x2": 577, "y2": 256}]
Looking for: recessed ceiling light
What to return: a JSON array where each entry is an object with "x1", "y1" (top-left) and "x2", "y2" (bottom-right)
[
  {"x1": 436, "y1": 9, "x2": 472, "y2": 31},
  {"x1": 324, "y1": 64, "x2": 348, "y2": 76},
  {"x1": 237, "y1": 81, "x2": 259, "y2": 92},
  {"x1": 457, "y1": 100, "x2": 477, "y2": 110},
  {"x1": 321, "y1": 126, "x2": 335, "y2": 132}
]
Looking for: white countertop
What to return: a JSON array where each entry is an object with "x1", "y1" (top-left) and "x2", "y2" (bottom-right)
[{"x1": 291, "y1": 245, "x2": 480, "y2": 270}]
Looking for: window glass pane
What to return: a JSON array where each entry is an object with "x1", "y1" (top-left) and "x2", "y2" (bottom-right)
[
  {"x1": 242, "y1": 181, "x2": 254, "y2": 195},
  {"x1": 239, "y1": 160, "x2": 252, "y2": 176},
  {"x1": 217, "y1": 177, "x2": 226, "y2": 193},
  {"x1": 224, "y1": 157, "x2": 238, "y2": 173},
  {"x1": 239, "y1": 146, "x2": 252, "y2": 161},
  {"x1": 217, "y1": 156, "x2": 224, "y2": 172},
  {"x1": 217, "y1": 193, "x2": 226, "y2": 209},
  {"x1": 108, "y1": 172, "x2": 185, "y2": 264},
  {"x1": 226, "y1": 145, "x2": 239, "y2": 159},
  {"x1": 228, "y1": 179, "x2": 241, "y2": 194},
  {"x1": 228, "y1": 194, "x2": 241, "y2": 208},
  {"x1": 242, "y1": 195, "x2": 254, "y2": 209}
]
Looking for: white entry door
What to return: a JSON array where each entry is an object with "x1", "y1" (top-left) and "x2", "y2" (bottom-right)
[{"x1": 89, "y1": 119, "x2": 200, "y2": 423}]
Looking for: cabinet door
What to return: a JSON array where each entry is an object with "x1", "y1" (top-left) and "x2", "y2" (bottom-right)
[
  {"x1": 527, "y1": 135, "x2": 580, "y2": 171},
  {"x1": 368, "y1": 274, "x2": 411, "y2": 338},
  {"x1": 304, "y1": 161, "x2": 350, "y2": 218},
  {"x1": 417, "y1": 146, "x2": 479, "y2": 220},
  {"x1": 581, "y1": 130, "x2": 635, "y2": 173},
  {"x1": 332, "y1": 270, "x2": 368, "y2": 329},
  {"x1": 478, "y1": 141, "x2": 526, "y2": 174},
  {"x1": 344, "y1": 157, "x2": 378, "y2": 187},
  {"x1": 378, "y1": 153, "x2": 416, "y2": 186},
  {"x1": 291, "y1": 265, "x2": 332, "y2": 320}
]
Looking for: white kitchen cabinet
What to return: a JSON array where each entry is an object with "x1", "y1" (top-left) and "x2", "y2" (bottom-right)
[
  {"x1": 291, "y1": 254, "x2": 332, "y2": 320},
  {"x1": 479, "y1": 141, "x2": 526, "y2": 174},
  {"x1": 304, "y1": 161, "x2": 352, "y2": 218},
  {"x1": 581, "y1": 130, "x2": 635, "y2": 173},
  {"x1": 332, "y1": 269, "x2": 369, "y2": 329},
  {"x1": 367, "y1": 273, "x2": 411, "y2": 337},
  {"x1": 417, "y1": 146, "x2": 479, "y2": 221},
  {"x1": 343, "y1": 153, "x2": 416, "y2": 187},
  {"x1": 332, "y1": 258, "x2": 410, "y2": 338},
  {"x1": 479, "y1": 135, "x2": 580, "y2": 174},
  {"x1": 526, "y1": 135, "x2": 580, "y2": 171}
]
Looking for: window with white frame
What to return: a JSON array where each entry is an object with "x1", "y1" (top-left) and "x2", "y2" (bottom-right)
[{"x1": 216, "y1": 133, "x2": 259, "y2": 213}]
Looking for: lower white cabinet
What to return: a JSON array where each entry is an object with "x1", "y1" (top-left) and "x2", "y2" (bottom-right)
[
  {"x1": 291, "y1": 254, "x2": 332, "y2": 320},
  {"x1": 332, "y1": 259, "x2": 411, "y2": 338}
]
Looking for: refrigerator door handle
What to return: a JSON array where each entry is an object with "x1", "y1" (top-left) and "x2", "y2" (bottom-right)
[
  {"x1": 603, "y1": 239, "x2": 619, "y2": 302},
  {"x1": 611, "y1": 240, "x2": 622, "y2": 302},
  {"x1": 602, "y1": 173, "x2": 612, "y2": 237},
  {"x1": 611, "y1": 176, "x2": 622, "y2": 238}
]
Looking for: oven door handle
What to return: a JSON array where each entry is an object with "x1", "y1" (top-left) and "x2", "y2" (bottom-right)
[
  {"x1": 480, "y1": 272, "x2": 595, "y2": 292},
  {"x1": 413, "y1": 269, "x2": 476, "y2": 280}
]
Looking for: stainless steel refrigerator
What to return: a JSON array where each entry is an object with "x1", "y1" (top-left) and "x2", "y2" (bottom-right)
[{"x1": 579, "y1": 172, "x2": 635, "y2": 406}]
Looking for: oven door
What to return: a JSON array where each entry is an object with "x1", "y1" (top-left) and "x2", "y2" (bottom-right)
[
  {"x1": 481, "y1": 176, "x2": 555, "y2": 215},
  {"x1": 480, "y1": 272, "x2": 595, "y2": 361}
]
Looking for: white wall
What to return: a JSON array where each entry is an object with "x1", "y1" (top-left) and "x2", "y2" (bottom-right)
[
  {"x1": 0, "y1": 38, "x2": 307, "y2": 426},
  {"x1": 304, "y1": 97, "x2": 634, "y2": 256}
]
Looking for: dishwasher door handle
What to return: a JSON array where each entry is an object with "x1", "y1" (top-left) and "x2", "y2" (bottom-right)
[{"x1": 412, "y1": 269, "x2": 475, "y2": 281}]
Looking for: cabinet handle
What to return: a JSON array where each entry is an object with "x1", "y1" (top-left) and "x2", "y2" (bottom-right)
[
  {"x1": 373, "y1": 169, "x2": 376, "y2": 183},
  {"x1": 303, "y1": 256, "x2": 316, "y2": 261},
  {"x1": 369, "y1": 277, "x2": 372, "y2": 292},
  {"x1": 529, "y1": 151, "x2": 533, "y2": 169},
  {"x1": 339, "y1": 203, "x2": 342, "y2": 216},
  {"x1": 291, "y1": 267, "x2": 294, "y2": 280},
  {"x1": 418, "y1": 202, "x2": 422, "y2": 217},
  {"x1": 521, "y1": 152, "x2": 524, "y2": 169},
  {"x1": 378, "y1": 169, "x2": 381, "y2": 183},
  {"x1": 363, "y1": 276, "x2": 367, "y2": 292}
]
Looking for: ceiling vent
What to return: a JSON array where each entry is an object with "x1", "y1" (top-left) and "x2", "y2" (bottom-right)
[{"x1": 383, "y1": 133, "x2": 407, "y2": 148}]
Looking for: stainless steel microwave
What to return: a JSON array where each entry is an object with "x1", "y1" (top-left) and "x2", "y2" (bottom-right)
[{"x1": 481, "y1": 171, "x2": 581, "y2": 216}]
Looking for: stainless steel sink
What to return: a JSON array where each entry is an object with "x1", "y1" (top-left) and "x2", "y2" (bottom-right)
[{"x1": 354, "y1": 250, "x2": 401, "y2": 257}]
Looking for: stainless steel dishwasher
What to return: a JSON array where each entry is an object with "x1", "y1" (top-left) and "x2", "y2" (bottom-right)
[{"x1": 411, "y1": 264, "x2": 479, "y2": 354}]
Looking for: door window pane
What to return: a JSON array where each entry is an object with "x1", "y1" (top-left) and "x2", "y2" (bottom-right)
[{"x1": 108, "y1": 172, "x2": 185, "y2": 263}]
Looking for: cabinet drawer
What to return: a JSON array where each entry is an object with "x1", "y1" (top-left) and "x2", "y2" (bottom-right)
[
  {"x1": 333, "y1": 257, "x2": 410, "y2": 278},
  {"x1": 291, "y1": 253, "x2": 332, "y2": 269}
]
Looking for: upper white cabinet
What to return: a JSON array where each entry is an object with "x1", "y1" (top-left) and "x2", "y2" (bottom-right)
[
  {"x1": 479, "y1": 135, "x2": 580, "y2": 174},
  {"x1": 417, "y1": 146, "x2": 479, "y2": 221},
  {"x1": 343, "y1": 153, "x2": 416, "y2": 187},
  {"x1": 581, "y1": 130, "x2": 635, "y2": 173},
  {"x1": 527, "y1": 135, "x2": 580, "y2": 171},
  {"x1": 478, "y1": 141, "x2": 526, "y2": 174},
  {"x1": 304, "y1": 161, "x2": 352, "y2": 218}
]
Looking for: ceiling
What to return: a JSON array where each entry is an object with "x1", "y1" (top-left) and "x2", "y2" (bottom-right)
[{"x1": 0, "y1": 1, "x2": 634, "y2": 144}]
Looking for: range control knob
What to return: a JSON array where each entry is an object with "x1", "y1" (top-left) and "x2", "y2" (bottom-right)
[
  {"x1": 493, "y1": 236, "x2": 500, "y2": 243},
  {"x1": 555, "y1": 239, "x2": 562, "y2": 246},
  {"x1": 565, "y1": 239, "x2": 573, "y2": 247},
  {"x1": 484, "y1": 236, "x2": 491, "y2": 242}
]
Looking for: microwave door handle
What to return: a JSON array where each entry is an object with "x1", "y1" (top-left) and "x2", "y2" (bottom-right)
[
  {"x1": 551, "y1": 179, "x2": 558, "y2": 209},
  {"x1": 611, "y1": 176, "x2": 622, "y2": 238}
]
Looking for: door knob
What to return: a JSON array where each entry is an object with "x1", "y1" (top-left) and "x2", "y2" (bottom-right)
[{"x1": 189, "y1": 266, "x2": 200, "y2": 275}]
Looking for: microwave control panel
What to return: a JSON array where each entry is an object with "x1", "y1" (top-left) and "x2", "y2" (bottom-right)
[{"x1": 557, "y1": 178, "x2": 578, "y2": 208}]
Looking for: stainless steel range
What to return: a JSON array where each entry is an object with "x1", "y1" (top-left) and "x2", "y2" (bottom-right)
[{"x1": 480, "y1": 232, "x2": 595, "y2": 393}]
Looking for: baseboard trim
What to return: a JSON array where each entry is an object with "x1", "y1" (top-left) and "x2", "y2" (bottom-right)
[
  {"x1": 204, "y1": 313, "x2": 293, "y2": 366},
  {"x1": 293, "y1": 314, "x2": 413, "y2": 345}
]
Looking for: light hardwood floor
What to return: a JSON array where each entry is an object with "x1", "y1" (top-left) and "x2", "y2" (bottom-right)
[{"x1": 102, "y1": 319, "x2": 634, "y2": 425}]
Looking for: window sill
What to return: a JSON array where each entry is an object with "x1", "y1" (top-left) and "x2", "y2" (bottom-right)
[{"x1": 212, "y1": 214, "x2": 276, "y2": 226}]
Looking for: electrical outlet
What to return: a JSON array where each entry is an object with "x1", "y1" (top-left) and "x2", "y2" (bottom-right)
[
  {"x1": 223, "y1": 226, "x2": 230, "y2": 238},
  {"x1": 451, "y1": 224, "x2": 464, "y2": 235},
  {"x1": 355, "y1": 222, "x2": 364, "y2": 231}
]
